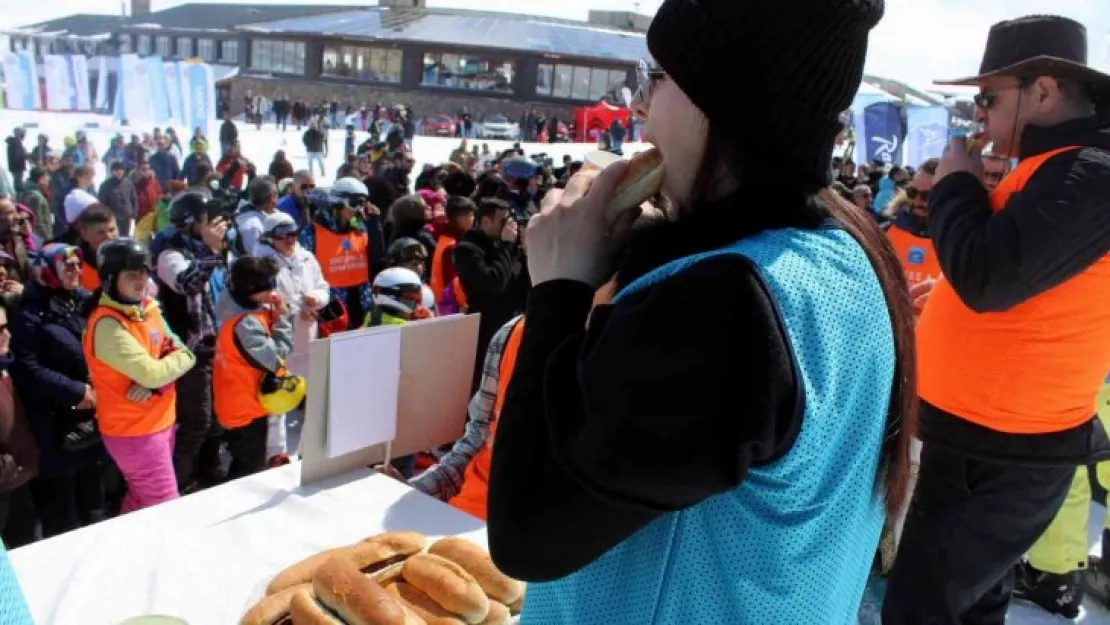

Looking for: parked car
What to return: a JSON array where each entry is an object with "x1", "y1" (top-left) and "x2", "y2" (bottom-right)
[
  {"x1": 423, "y1": 114, "x2": 458, "y2": 137},
  {"x1": 478, "y1": 114, "x2": 521, "y2": 140}
]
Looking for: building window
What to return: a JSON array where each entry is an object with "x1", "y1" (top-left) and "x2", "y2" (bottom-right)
[
  {"x1": 197, "y1": 38, "x2": 215, "y2": 62},
  {"x1": 537, "y1": 64, "x2": 627, "y2": 102},
  {"x1": 137, "y1": 34, "x2": 151, "y2": 56},
  {"x1": 322, "y1": 44, "x2": 402, "y2": 83},
  {"x1": 177, "y1": 37, "x2": 193, "y2": 59},
  {"x1": 220, "y1": 40, "x2": 239, "y2": 64},
  {"x1": 118, "y1": 34, "x2": 132, "y2": 54},
  {"x1": 421, "y1": 52, "x2": 513, "y2": 93},
  {"x1": 249, "y1": 39, "x2": 305, "y2": 74},
  {"x1": 155, "y1": 35, "x2": 171, "y2": 57}
]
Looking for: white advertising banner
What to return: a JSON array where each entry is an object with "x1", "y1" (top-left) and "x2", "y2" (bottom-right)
[
  {"x1": 43, "y1": 55, "x2": 72, "y2": 111},
  {"x1": 71, "y1": 54, "x2": 91, "y2": 111}
]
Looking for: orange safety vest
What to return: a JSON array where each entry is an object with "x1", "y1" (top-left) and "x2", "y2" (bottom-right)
[
  {"x1": 82, "y1": 303, "x2": 176, "y2": 437},
  {"x1": 314, "y1": 224, "x2": 369, "y2": 289},
  {"x1": 213, "y1": 310, "x2": 271, "y2": 429},
  {"x1": 917, "y1": 145, "x2": 1110, "y2": 434},
  {"x1": 430, "y1": 234, "x2": 462, "y2": 303},
  {"x1": 885, "y1": 225, "x2": 942, "y2": 291},
  {"x1": 80, "y1": 261, "x2": 100, "y2": 292},
  {"x1": 449, "y1": 318, "x2": 524, "y2": 520}
]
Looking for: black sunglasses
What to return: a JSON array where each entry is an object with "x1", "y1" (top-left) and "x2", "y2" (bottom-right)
[
  {"x1": 636, "y1": 59, "x2": 666, "y2": 106},
  {"x1": 973, "y1": 78, "x2": 1033, "y2": 110},
  {"x1": 906, "y1": 187, "x2": 930, "y2": 202},
  {"x1": 300, "y1": 184, "x2": 316, "y2": 191}
]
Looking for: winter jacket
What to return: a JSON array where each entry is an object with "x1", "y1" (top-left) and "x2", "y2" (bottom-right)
[
  {"x1": 219, "y1": 120, "x2": 238, "y2": 147},
  {"x1": 298, "y1": 202, "x2": 377, "y2": 325},
  {"x1": 302, "y1": 128, "x2": 327, "y2": 154},
  {"x1": 152, "y1": 230, "x2": 225, "y2": 352},
  {"x1": 18, "y1": 186, "x2": 52, "y2": 242},
  {"x1": 9, "y1": 283, "x2": 104, "y2": 478},
  {"x1": 268, "y1": 158, "x2": 294, "y2": 181},
  {"x1": 62, "y1": 145, "x2": 84, "y2": 168},
  {"x1": 454, "y1": 228, "x2": 526, "y2": 364},
  {"x1": 5, "y1": 137, "x2": 26, "y2": 175},
  {"x1": 103, "y1": 145, "x2": 127, "y2": 171},
  {"x1": 230, "y1": 206, "x2": 267, "y2": 260},
  {"x1": 98, "y1": 175, "x2": 140, "y2": 222},
  {"x1": 0, "y1": 363, "x2": 39, "y2": 493},
  {"x1": 149, "y1": 150, "x2": 182, "y2": 190},
  {"x1": 258, "y1": 242, "x2": 329, "y2": 377},
  {"x1": 131, "y1": 173, "x2": 163, "y2": 221},
  {"x1": 216, "y1": 155, "x2": 249, "y2": 190},
  {"x1": 78, "y1": 141, "x2": 99, "y2": 169},
  {"x1": 48, "y1": 171, "x2": 75, "y2": 235},
  {"x1": 276, "y1": 193, "x2": 311, "y2": 229},
  {"x1": 182, "y1": 153, "x2": 213, "y2": 186},
  {"x1": 215, "y1": 292, "x2": 294, "y2": 375},
  {"x1": 123, "y1": 143, "x2": 146, "y2": 172}
]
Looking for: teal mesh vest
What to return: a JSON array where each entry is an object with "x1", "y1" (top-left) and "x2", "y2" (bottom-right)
[{"x1": 521, "y1": 226, "x2": 894, "y2": 624}]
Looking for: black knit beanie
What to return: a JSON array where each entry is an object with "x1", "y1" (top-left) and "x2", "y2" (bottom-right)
[{"x1": 647, "y1": 0, "x2": 884, "y2": 192}]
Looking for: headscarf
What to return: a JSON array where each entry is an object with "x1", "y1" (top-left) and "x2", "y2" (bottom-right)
[{"x1": 31, "y1": 243, "x2": 81, "y2": 290}]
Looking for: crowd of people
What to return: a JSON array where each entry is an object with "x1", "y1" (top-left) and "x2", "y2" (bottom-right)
[
  {"x1": 0, "y1": 91, "x2": 580, "y2": 556},
  {"x1": 0, "y1": 4, "x2": 1109, "y2": 625}
]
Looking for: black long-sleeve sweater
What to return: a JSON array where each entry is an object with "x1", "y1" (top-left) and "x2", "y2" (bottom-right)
[{"x1": 487, "y1": 197, "x2": 826, "y2": 582}]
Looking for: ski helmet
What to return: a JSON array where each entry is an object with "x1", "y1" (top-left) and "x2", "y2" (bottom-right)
[{"x1": 372, "y1": 267, "x2": 424, "y2": 316}]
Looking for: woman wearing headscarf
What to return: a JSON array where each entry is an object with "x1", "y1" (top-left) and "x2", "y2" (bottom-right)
[
  {"x1": 10, "y1": 243, "x2": 106, "y2": 538},
  {"x1": 486, "y1": 1, "x2": 916, "y2": 622}
]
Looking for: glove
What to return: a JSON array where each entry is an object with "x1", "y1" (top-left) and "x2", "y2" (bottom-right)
[
  {"x1": 126, "y1": 384, "x2": 154, "y2": 403},
  {"x1": 158, "y1": 335, "x2": 178, "y2": 358}
]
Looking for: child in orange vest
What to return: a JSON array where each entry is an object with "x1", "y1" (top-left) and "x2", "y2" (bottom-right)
[
  {"x1": 83, "y1": 238, "x2": 196, "y2": 513},
  {"x1": 213, "y1": 256, "x2": 294, "y2": 478}
]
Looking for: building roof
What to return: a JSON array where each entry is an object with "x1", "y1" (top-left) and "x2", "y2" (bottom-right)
[
  {"x1": 14, "y1": 14, "x2": 128, "y2": 37},
  {"x1": 241, "y1": 7, "x2": 649, "y2": 64},
  {"x1": 122, "y1": 3, "x2": 358, "y2": 33}
]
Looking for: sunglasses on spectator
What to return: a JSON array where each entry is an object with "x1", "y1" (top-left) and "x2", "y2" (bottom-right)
[
  {"x1": 300, "y1": 184, "x2": 316, "y2": 191},
  {"x1": 635, "y1": 59, "x2": 666, "y2": 106},
  {"x1": 973, "y1": 78, "x2": 1033, "y2": 110},
  {"x1": 985, "y1": 171, "x2": 1005, "y2": 182},
  {"x1": 62, "y1": 259, "x2": 82, "y2": 271},
  {"x1": 345, "y1": 196, "x2": 368, "y2": 209},
  {"x1": 906, "y1": 187, "x2": 930, "y2": 202}
]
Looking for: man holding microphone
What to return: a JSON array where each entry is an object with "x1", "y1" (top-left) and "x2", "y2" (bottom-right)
[{"x1": 884, "y1": 15, "x2": 1110, "y2": 623}]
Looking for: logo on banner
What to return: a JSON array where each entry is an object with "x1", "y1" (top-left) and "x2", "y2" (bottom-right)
[
  {"x1": 916, "y1": 123, "x2": 945, "y2": 148},
  {"x1": 871, "y1": 135, "x2": 900, "y2": 164}
]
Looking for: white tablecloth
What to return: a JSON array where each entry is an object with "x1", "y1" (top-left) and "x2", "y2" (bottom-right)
[{"x1": 8, "y1": 465, "x2": 487, "y2": 625}]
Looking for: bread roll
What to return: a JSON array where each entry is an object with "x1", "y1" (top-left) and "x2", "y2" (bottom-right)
[
  {"x1": 268, "y1": 532, "x2": 425, "y2": 596},
  {"x1": 402, "y1": 554, "x2": 489, "y2": 624},
  {"x1": 347, "y1": 531, "x2": 426, "y2": 574},
  {"x1": 268, "y1": 548, "x2": 348, "y2": 596},
  {"x1": 427, "y1": 538, "x2": 524, "y2": 605},
  {"x1": 313, "y1": 557, "x2": 411, "y2": 625},
  {"x1": 241, "y1": 583, "x2": 311, "y2": 625},
  {"x1": 384, "y1": 581, "x2": 466, "y2": 625},
  {"x1": 289, "y1": 589, "x2": 346, "y2": 625},
  {"x1": 477, "y1": 601, "x2": 511, "y2": 625},
  {"x1": 602, "y1": 147, "x2": 664, "y2": 226}
]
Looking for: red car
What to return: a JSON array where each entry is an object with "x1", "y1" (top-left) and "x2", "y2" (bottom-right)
[{"x1": 423, "y1": 114, "x2": 458, "y2": 137}]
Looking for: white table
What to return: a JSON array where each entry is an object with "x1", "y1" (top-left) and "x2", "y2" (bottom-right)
[{"x1": 8, "y1": 465, "x2": 488, "y2": 625}]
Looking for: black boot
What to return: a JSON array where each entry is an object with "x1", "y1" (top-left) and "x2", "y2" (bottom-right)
[
  {"x1": 1014, "y1": 559, "x2": 1085, "y2": 619},
  {"x1": 1081, "y1": 529, "x2": 1110, "y2": 609}
]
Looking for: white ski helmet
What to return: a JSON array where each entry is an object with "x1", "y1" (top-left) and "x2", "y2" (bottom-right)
[
  {"x1": 421, "y1": 284, "x2": 435, "y2": 313},
  {"x1": 329, "y1": 176, "x2": 369, "y2": 199},
  {"x1": 372, "y1": 267, "x2": 424, "y2": 316}
]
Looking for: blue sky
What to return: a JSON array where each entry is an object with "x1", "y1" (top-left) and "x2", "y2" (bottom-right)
[{"x1": 6, "y1": 0, "x2": 1109, "y2": 86}]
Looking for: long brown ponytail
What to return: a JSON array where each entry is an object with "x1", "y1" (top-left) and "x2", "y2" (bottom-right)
[{"x1": 819, "y1": 188, "x2": 918, "y2": 518}]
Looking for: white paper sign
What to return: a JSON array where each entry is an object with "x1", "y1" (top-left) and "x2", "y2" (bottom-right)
[{"x1": 325, "y1": 327, "x2": 402, "y2": 458}]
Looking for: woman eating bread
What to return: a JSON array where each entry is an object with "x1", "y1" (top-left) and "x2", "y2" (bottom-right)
[{"x1": 486, "y1": 0, "x2": 917, "y2": 623}]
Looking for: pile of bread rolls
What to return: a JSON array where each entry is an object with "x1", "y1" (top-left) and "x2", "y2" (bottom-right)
[{"x1": 241, "y1": 531, "x2": 524, "y2": 625}]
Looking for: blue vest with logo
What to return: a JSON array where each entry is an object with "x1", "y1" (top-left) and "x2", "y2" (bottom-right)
[{"x1": 520, "y1": 226, "x2": 894, "y2": 624}]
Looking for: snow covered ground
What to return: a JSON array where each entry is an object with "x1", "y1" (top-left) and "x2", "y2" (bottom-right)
[
  {"x1": 0, "y1": 110, "x2": 651, "y2": 189},
  {"x1": 1, "y1": 110, "x2": 1108, "y2": 624}
]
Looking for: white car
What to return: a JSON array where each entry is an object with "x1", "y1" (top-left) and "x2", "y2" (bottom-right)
[{"x1": 478, "y1": 115, "x2": 520, "y2": 140}]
